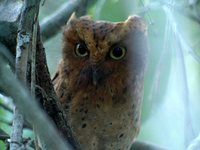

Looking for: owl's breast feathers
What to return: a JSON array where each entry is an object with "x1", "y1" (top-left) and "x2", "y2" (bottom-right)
[{"x1": 53, "y1": 59, "x2": 144, "y2": 150}]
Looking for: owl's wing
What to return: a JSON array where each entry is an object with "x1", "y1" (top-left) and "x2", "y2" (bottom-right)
[
  {"x1": 52, "y1": 59, "x2": 72, "y2": 106},
  {"x1": 51, "y1": 61, "x2": 66, "y2": 103},
  {"x1": 52, "y1": 70, "x2": 59, "y2": 85},
  {"x1": 52, "y1": 59, "x2": 65, "y2": 95},
  {"x1": 51, "y1": 63, "x2": 81, "y2": 149}
]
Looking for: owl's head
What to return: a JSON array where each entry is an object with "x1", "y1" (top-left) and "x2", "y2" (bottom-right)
[{"x1": 62, "y1": 14, "x2": 148, "y2": 88}]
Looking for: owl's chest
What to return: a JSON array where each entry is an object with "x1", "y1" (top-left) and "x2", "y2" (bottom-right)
[{"x1": 67, "y1": 86, "x2": 140, "y2": 150}]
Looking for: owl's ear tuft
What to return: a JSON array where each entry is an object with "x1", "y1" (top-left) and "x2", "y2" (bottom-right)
[
  {"x1": 79, "y1": 15, "x2": 92, "y2": 20},
  {"x1": 126, "y1": 15, "x2": 147, "y2": 34},
  {"x1": 126, "y1": 15, "x2": 141, "y2": 23},
  {"x1": 67, "y1": 12, "x2": 78, "y2": 26}
]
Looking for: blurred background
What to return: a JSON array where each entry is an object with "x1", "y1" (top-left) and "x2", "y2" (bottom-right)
[{"x1": 1, "y1": 0, "x2": 200, "y2": 149}]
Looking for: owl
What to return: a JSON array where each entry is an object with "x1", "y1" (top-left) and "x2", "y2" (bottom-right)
[{"x1": 52, "y1": 14, "x2": 148, "y2": 150}]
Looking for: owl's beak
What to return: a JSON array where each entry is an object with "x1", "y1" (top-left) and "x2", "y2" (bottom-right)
[
  {"x1": 92, "y1": 70, "x2": 98, "y2": 86},
  {"x1": 92, "y1": 65, "x2": 103, "y2": 86}
]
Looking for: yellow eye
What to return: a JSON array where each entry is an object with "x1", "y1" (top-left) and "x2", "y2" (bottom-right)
[
  {"x1": 75, "y1": 43, "x2": 88, "y2": 57},
  {"x1": 110, "y1": 46, "x2": 126, "y2": 60}
]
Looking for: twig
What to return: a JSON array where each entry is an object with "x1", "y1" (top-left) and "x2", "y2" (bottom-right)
[
  {"x1": 10, "y1": 107, "x2": 24, "y2": 150},
  {"x1": 0, "y1": 54, "x2": 72, "y2": 150},
  {"x1": 41, "y1": 0, "x2": 83, "y2": 41}
]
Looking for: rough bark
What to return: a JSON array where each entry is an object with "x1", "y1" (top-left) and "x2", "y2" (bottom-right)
[
  {"x1": 10, "y1": 0, "x2": 40, "y2": 149},
  {"x1": 35, "y1": 25, "x2": 80, "y2": 149},
  {"x1": 0, "y1": 0, "x2": 22, "y2": 54},
  {"x1": 0, "y1": 53, "x2": 72, "y2": 150}
]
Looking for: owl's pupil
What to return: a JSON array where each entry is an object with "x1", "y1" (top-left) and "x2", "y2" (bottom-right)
[
  {"x1": 78, "y1": 45, "x2": 87, "y2": 54},
  {"x1": 80, "y1": 48, "x2": 86, "y2": 55},
  {"x1": 75, "y1": 43, "x2": 88, "y2": 57},
  {"x1": 113, "y1": 47, "x2": 123, "y2": 57},
  {"x1": 110, "y1": 46, "x2": 126, "y2": 60}
]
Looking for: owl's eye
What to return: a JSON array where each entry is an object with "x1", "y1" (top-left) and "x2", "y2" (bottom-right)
[
  {"x1": 75, "y1": 43, "x2": 88, "y2": 57},
  {"x1": 110, "y1": 46, "x2": 126, "y2": 60}
]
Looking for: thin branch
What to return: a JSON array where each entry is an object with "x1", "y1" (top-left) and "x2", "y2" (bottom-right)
[
  {"x1": 40, "y1": 0, "x2": 97, "y2": 42},
  {"x1": 0, "y1": 54, "x2": 72, "y2": 150},
  {"x1": 10, "y1": 107, "x2": 24, "y2": 150},
  {"x1": 41, "y1": 0, "x2": 83, "y2": 41}
]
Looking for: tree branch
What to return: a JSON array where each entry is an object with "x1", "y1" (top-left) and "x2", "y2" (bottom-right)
[
  {"x1": 41, "y1": 0, "x2": 82, "y2": 41},
  {"x1": 0, "y1": 53, "x2": 72, "y2": 150},
  {"x1": 10, "y1": 0, "x2": 40, "y2": 149},
  {"x1": 35, "y1": 24, "x2": 80, "y2": 149},
  {"x1": 0, "y1": 0, "x2": 22, "y2": 54},
  {"x1": 40, "y1": 0, "x2": 97, "y2": 42},
  {"x1": 10, "y1": 108, "x2": 24, "y2": 150}
]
